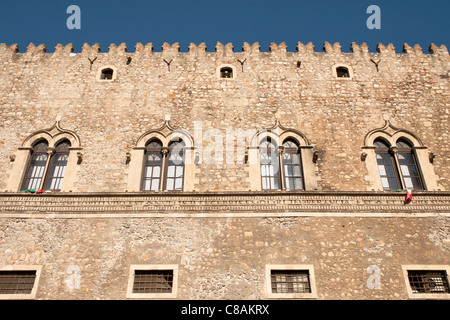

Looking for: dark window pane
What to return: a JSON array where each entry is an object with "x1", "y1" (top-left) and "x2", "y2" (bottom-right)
[{"x1": 271, "y1": 270, "x2": 311, "y2": 294}]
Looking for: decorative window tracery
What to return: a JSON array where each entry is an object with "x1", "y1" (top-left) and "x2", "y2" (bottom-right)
[{"x1": 362, "y1": 121, "x2": 438, "y2": 191}]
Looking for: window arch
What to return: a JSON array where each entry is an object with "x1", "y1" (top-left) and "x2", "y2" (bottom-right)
[
  {"x1": 165, "y1": 139, "x2": 186, "y2": 191},
  {"x1": 131, "y1": 121, "x2": 196, "y2": 193},
  {"x1": 249, "y1": 121, "x2": 317, "y2": 191},
  {"x1": 396, "y1": 139, "x2": 424, "y2": 190},
  {"x1": 362, "y1": 121, "x2": 434, "y2": 191},
  {"x1": 7, "y1": 121, "x2": 82, "y2": 193},
  {"x1": 282, "y1": 139, "x2": 304, "y2": 190},
  {"x1": 141, "y1": 139, "x2": 163, "y2": 191},
  {"x1": 374, "y1": 139, "x2": 401, "y2": 191},
  {"x1": 140, "y1": 138, "x2": 186, "y2": 192},
  {"x1": 21, "y1": 140, "x2": 49, "y2": 191},
  {"x1": 20, "y1": 139, "x2": 72, "y2": 192},
  {"x1": 259, "y1": 138, "x2": 280, "y2": 190},
  {"x1": 45, "y1": 139, "x2": 71, "y2": 191},
  {"x1": 373, "y1": 138, "x2": 424, "y2": 191}
]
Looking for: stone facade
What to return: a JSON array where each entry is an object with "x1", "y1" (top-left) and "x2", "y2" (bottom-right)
[{"x1": 0, "y1": 40, "x2": 449, "y2": 300}]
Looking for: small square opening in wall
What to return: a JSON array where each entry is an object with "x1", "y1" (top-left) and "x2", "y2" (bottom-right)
[
  {"x1": 0, "y1": 265, "x2": 42, "y2": 300},
  {"x1": 332, "y1": 64, "x2": 353, "y2": 80},
  {"x1": 97, "y1": 66, "x2": 117, "y2": 81},
  {"x1": 336, "y1": 66, "x2": 350, "y2": 78},
  {"x1": 127, "y1": 264, "x2": 178, "y2": 299},
  {"x1": 216, "y1": 65, "x2": 236, "y2": 80},
  {"x1": 100, "y1": 68, "x2": 114, "y2": 80},
  {"x1": 402, "y1": 265, "x2": 450, "y2": 300},
  {"x1": 265, "y1": 264, "x2": 317, "y2": 299},
  {"x1": 220, "y1": 67, "x2": 233, "y2": 78}
]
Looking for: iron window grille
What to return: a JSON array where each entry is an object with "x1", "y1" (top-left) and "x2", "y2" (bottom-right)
[
  {"x1": 408, "y1": 270, "x2": 450, "y2": 294},
  {"x1": 270, "y1": 270, "x2": 311, "y2": 294},
  {"x1": 0, "y1": 271, "x2": 37, "y2": 295},
  {"x1": 132, "y1": 270, "x2": 174, "y2": 294}
]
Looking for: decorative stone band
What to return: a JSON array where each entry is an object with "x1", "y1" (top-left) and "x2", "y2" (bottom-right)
[{"x1": 0, "y1": 192, "x2": 448, "y2": 218}]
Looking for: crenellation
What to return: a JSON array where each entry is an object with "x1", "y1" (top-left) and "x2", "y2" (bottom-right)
[
  {"x1": 376, "y1": 43, "x2": 396, "y2": 56},
  {"x1": 25, "y1": 43, "x2": 47, "y2": 55},
  {"x1": 428, "y1": 43, "x2": 449, "y2": 57},
  {"x1": 0, "y1": 41, "x2": 448, "y2": 63},
  {"x1": 81, "y1": 42, "x2": 101, "y2": 55},
  {"x1": 107, "y1": 42, "x2": 128, "y2": 54},
  {"x1": 322, "y1": 41, "x2": 342, "y2": 54},
  {"x1": 162, "y1": 42, "x2": 180, "y2": 54}
]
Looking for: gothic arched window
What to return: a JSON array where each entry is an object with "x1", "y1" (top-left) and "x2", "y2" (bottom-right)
[
  {"x1": 21, "y1": 139, "x2": 71, "y2": 191},
  {"x1": 374, "y1": 138, "x2": 424, "y2": 191},
  {"x1": 45, "y1": 140, "x2": 71, "y2": 191},
  {"x1": 282, "y1": 139, "x2": 304, "y2": 190},
  {"x1": 21, "y1": 140, "x2": 49, "y2": 191},
  {"x1": 374, "y1": 139, "x2": 401, "y2": 191},
  {"x1": 396, "y1": 139, "x2": 424, "y2": 190},
  {"x1": 141, "y1": 139, "x2": 163, "y2": 191},
  {"x1": 260, "y1": 138, "x2": 280, "y2": 190},
  {"x1": 140, "y1": 139, "x2": 186, "y2": 192},
  {"x1": 165, "y1": 140, "x2": 185, "y2": 191}
]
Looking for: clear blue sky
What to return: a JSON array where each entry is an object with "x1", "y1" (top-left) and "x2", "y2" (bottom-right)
[{"x1": 0, "y1": 0, "x2": 448, "y2": 53}]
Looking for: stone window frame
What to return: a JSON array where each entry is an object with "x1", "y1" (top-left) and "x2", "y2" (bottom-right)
[
  {"x1": 401, "y1": 265, "x2": 450, "y2": 300},
  {"x1": 246, "y1": 120, "x2": 319, "y2": 191},
  {"x1": 126, "y1": 264, "x2": 179, "y2": 299},
  {"x1": 126, "y1": 120, "x2": 197, "y2": 192},
  {"x1": 5, "y1": 121, "x2": 82, "y2": 193},
  {"x1": 0, "y1": 265, "x2": 43, "y2": 300},
  {"x1": 362, "y1": 121, "x2": 440, "y2": 191},
  {"x1": 332, "y1": 63, "x2": 354, "y2": 80},
  {"x1": 96, "y1": 65, "x2": 118, "y2": 81},
  {"x1": 216, "y1": 64, "x2": 236, "y2": 80},
  {"x1": 265, "y1": 264, "x2": 317, "y2": 299}
]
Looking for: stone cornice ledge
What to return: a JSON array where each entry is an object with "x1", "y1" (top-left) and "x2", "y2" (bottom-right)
[{"x1": 0, "y1": 191, "x2": 448, "y2": 218}]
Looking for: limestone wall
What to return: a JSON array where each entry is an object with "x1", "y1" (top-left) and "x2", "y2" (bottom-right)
[
  {"x1": 0, "y1": 41, "x2": 448, "y2": 192},
  {"x1": 0, "y1": 214, "x2": 448, "y2": 299}
]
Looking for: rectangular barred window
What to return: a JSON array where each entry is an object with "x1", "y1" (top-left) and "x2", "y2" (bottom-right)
[
  {"x1": 127, "y1": 265, "x2": 178, "y2": 298},
  {"x1": 408, "y1": 270, "x2": 450, "y2": 294},
  {"x1": 133, "y1": 270, "x2": 174, "y2": 294},
  {"x1": 271, "y1": 270, "x2": 311, "y2": 294},
  {"x1": 0, "y1": 270, "x2": 37, "y2": 295},
  {"x1": 265, "y1": 265, "x2": 317, "y2": 299}
]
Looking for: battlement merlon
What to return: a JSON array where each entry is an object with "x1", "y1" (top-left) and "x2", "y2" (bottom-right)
[{"x1": 0, "y1": 41, "x2": 448, "y2": 60}]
